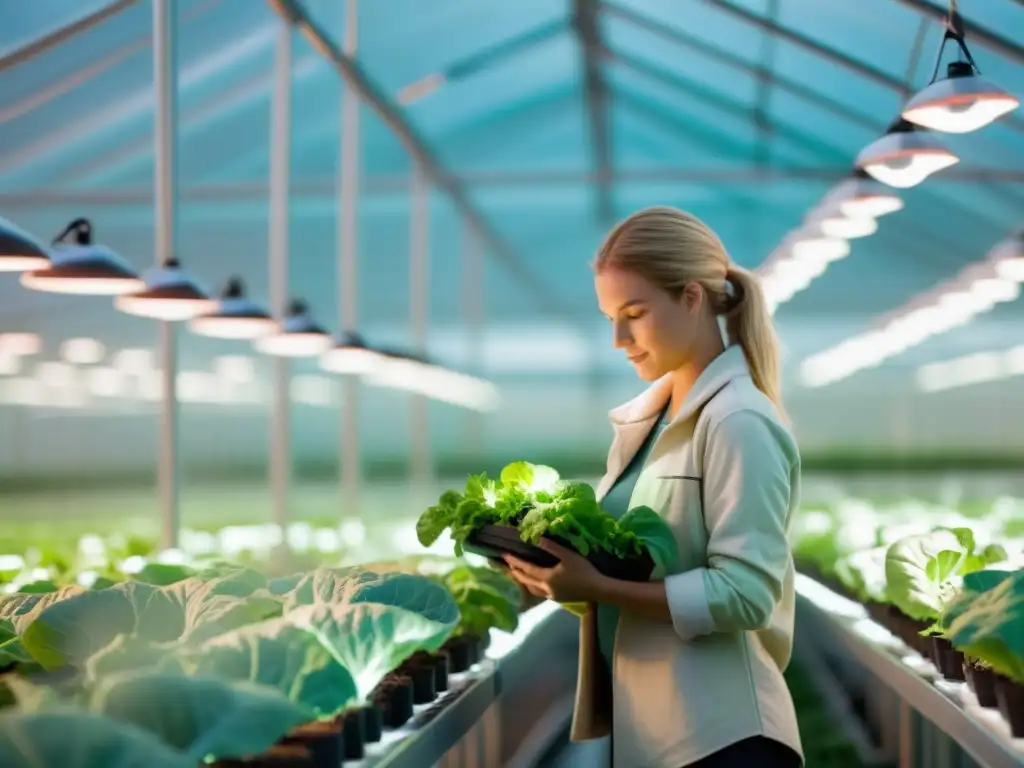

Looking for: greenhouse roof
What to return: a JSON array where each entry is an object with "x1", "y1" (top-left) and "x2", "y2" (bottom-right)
[{"x1": 1, "y1": 0, "x2": 1023, "y2": 378}]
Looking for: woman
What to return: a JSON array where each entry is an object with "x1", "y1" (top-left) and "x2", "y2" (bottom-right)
[{"x1": 503, "y1": 207, "x2": 803, "y2": 768}]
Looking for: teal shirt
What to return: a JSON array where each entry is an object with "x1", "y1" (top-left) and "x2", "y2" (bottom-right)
[{"x1": 597, "y1": 404, "x2": 670, "y2": 665}]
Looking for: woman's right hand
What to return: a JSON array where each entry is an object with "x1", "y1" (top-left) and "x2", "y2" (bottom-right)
[{"x1": 487, "y1": 556, "x2": 547, "y2": 609}]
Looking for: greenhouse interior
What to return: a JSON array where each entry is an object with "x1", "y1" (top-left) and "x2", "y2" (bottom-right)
[{"x1": 1, "y1": 0, "x2": 1024, "y2": 766}]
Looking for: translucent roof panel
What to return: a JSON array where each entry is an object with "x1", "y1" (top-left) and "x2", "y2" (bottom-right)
[{"x1": 2, "y1": 0, "x2": 1023, "y2": 374}]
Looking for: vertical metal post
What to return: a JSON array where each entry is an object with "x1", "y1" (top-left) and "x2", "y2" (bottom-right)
[
  {"x1": 410, "y1": 164, "x2": 431, "y2": 490},
  {"x1": 154, "y1": 0, "x2": 180, "y2": 550},
  {"x1": 338, "y1": 0, "x2": 361, "y2": 519},
  {"x1": 269, "y1": 21, "x2": 292, "y2": 534},
  {"x1": 461, "y1": 222, "x2": 485, "y2": 457}
]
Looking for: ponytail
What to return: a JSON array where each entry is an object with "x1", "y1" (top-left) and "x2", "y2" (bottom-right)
[{"x1": 722, "y1": 265, "x2": 786, "y2": 418}]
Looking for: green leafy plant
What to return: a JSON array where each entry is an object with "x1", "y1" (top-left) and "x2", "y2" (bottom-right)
[
  {"x1": 0, "y1": 710, "x2": 195, "y2": 767},
  {"x1": 945, "y1": 569, "x2": 1024, "y2": 683},
  {"x1": 884, "y1": 527, "x2": 1006, "y2": 629},
  {"x1": 416, "y1": 460, "x2": 679, "y2": 572}
]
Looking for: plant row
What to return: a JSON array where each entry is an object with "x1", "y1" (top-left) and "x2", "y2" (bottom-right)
[
  {"x1": 794, "y1": 501, "x2": 1024, "y2": 739},
  {"x1": 0, "y1": 554, "x2": 526, "y2": 767}
]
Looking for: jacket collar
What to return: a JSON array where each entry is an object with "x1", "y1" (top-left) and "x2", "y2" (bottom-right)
[{"x1": 608, "y1": 345, "x2": 750, "y2": 427}]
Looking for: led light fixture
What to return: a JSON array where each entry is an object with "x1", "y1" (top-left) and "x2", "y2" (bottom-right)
[
  {"x1": 254, "y1": 299, "x2": 332, "y2": 357},
  {"x1": 115, "y1": 257, "x2": 215, "y2": 321},
  {"x1": 0, "y1": 216, "x2": 50, "y2": 272},
  {"x1": 855, "y1": 119, "x2": 958, "y2": 189},
  {"x1": 189, "y1": 276, "x2": 276, "y2": 339},
  {"x1": 20, "y1": 218, "x2": 143, "y2": 294}
]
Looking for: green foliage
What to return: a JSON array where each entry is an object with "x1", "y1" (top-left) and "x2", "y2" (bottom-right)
[{"x1": 417, "y1": 460, "x2": 679, "y2": 570}]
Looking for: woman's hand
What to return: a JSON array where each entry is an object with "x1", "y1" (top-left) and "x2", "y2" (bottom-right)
[{"x1": 503, "y1": 539, "x2": 606, "y2": 603}]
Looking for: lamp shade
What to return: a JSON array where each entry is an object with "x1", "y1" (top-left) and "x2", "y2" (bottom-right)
[
  {"x1": 823, "y1": 175, "x2": 904, "y2": 219},
  {"x1": 364, "y1": 350, "x2": 501, "y2": 412},
  {"x1": 254, "y1": 299, "x2": 331, "y2": 357},
  {"x1": 806, "y1": 203, "x2": 878, "y2": 240},
  {"x1": 115, "y1": 258, "x2": 215, "y2": 321},
  {"x1": 902, "y1": 62, "x2": 1019, "y2": 134},
  {"x1": 188, "y1": 276, "x2": 276, "y2": 339},
  {"x1": 988, "y1": 231, "x2": 1024, "y2": 283},
  {"x1": 319, "y1": 331, "x2": 388, "y2": 375},
  {"x1": 0, "y1": 216, "x2": 50, "y2": 272},
  {"x1": 20, "y1": 218, "x2": 144, "y2": 294},
  {"x1": 786, "y1": 226, "x2": 851, "y2": 265},
  {"x1": 855, "y1": 119, "x2": 958, "y2": 188}
]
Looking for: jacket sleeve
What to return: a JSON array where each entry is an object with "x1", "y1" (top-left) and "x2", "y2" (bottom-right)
[{"x1": 662, "y1": 409, "x2": 796, "y2": 641}]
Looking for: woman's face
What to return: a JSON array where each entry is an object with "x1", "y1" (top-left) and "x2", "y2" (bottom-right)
[{"x1": 595, "y1": 266, "x2": 703, "y2": 381}]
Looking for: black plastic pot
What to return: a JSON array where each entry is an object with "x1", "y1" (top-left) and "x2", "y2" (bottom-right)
[
  {"x1": 408, "y1": 661, "x2": 437, "y2": 704},
  {"x1": 279, "y1": 720, "x2": 342, "y2": 768},
  {"x1": 964, "y1": 661, "x2": 999, "y2": 708},
  {"x1": 342, "y1": 708, "x2": 365, "y2": 760},
  {"x1": 360, "y1": 704, "x2": 383, "y2": 743},
  {"x1": 931, "y1": 637, "x2": 966, "y2": 681},
  {"x1": 372, "y1": 674, "x2": 414, "y2": 729},
  {"x1": 434, "y1": 652, "x2": 449, "y2": 692},
  {"x1": 442, "y1": 636, "x2": 472, "y2": 674},
  {"x1": 995, "y1": 675, "x2": 1024, "y2": 738},
  {"x1": 213, "y1": 743, "x2": 313, "y2": 767},
  {"x1": 464, "y1": 523, "x2": 655, "y2": 582}
]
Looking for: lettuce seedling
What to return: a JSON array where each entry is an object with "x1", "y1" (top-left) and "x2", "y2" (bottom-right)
[{"x1": 417, "y1": 461, "x2": 679, "y2": 573}]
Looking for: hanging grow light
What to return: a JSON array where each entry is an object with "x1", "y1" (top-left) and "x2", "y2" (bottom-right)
[
  {"x1": 822, "y1": 172, "x2": 905, "y2": 220},
  {"x1": 319, "y1": 330, "x2": 388, "y2": 375},
  {"x1": 115, "y1": 258, "x2": 215, "y2": 321},
  {"x1": 855, "y1": 118, "x2": 958, "y2": 189},
  {"x1": 254, "y1": 299, "x2": 332, "y2": 357},
  {"x1": 901, "y1": 7, "x2": 1019, "y2": 134},
  {"x1": 0, "y1": 216, "x2": 50, "y2": 272},
  {"x1": 189, "y1": 276, "x2": 276, "y2": 339},
  {"x1": 20, "y1": 218, "x2": 143, "y2": 294}
]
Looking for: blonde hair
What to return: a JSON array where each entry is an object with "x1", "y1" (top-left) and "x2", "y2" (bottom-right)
[{"x1": 594, "y1": 206, "x2": 784, "y2": 413}]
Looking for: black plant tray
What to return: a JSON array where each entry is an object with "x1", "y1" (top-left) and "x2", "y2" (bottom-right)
[{"x1": 465, "y1": 523, "x2": 654, "y2": 582}]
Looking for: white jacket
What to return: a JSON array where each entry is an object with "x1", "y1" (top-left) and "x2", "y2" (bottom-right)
[{"x1": 570, "y1": 345, "x2": 804, "y2": 768}]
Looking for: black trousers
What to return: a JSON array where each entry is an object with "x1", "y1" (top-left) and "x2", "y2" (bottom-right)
[{"x1": 681, "y1": 736, "x2": 802, "y2": 768}]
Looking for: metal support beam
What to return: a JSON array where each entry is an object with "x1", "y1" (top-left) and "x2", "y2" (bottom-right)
[
  {"x1": 612, "y1": 2, "x2": 1024, "y2": 212},
  {"x1": 0, "y1": 0, "x2": 139, "y2": 72},
  {"x1": 753, "y1": 0, "x2": 779, "y2": 168},
  {"x1": 409, "y1": 165, "x2": 432, "y2": 492},
  {"x1": 338, "y1": 0, "x2": 362, "y2": 522},
  {"x1": 0, "y1": 0, "x2": 221, "y2": 124},
  {"x1": 269, "y1": 21, "x2": 292, "y2": 537},
  {"x1": 266, "y1": 0, "x2": 576, "y2": 323},
  {"x1": 889, "y1": 0, "x2": 1024, "y2": 65},
  {"x1": 613, "y1": 50, "x2": 1015, "y2": 232},
  {"x1": 5, "y1": 165, "x2": 1024, "y2": 208},
  {"x1": 572, "y1": 0, "x2": 614, "y2": 223},
  {"x1": 153, "y1": 0, "x2": 181, "y2": 551},
  {"x1": 461, "y1": 223, "x2": 486, "y2": 459},
  {"x1": 605, "y1": 2, "x2": 881, "y2": 133},
  {"x1": 398, "y1": 18, "x2": 569, "y2": 103},
  {"x1": 706, "y1": 0, "x2": 1024, "y2": 133}
]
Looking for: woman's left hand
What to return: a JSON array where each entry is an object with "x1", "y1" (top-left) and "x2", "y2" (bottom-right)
[{"x1": 504, "y1": 539, "x2": 606, "y2": 603}]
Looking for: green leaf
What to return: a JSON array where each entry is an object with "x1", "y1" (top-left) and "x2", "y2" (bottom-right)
[
  {"x1": 499, "y1": 461, "x2": 536, "y2": 489},
  {"x1": 617, "y1": 506, "x2": 679, "y2": 572},
  {"x1": 20, "y1": 575, "x2": 283, "y2": 670},
  {"x1": 89, "y1": 672, "x2": 313, "y2": 762},
  {"x1": 938, "y1": 569, "x2": 1014, "y2": 634},
  {"x1": 194, "y1": 623, "x2": 358, "y2": 715},
  {"x1": 0, "y1": 711, "x2": 194, "y2": 768},
  {"x1": 945, "y1": 570, "x2": 1024, "y2": 682},
  {"x1": 17, "y1": 581, "x2": 58, "y2": 594},
  {"x1": 884, "y1": 529, "x2": 975, "y2": 621},
  {"x1": 291, "y1": 601, "x2": 458, "y2": 700},
  {"x1": 133, "y1": 564, "x2": 196, "y2": 586},
  {"x1": 415, "y1": 490, "x2": 464, "y2": 547}
]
